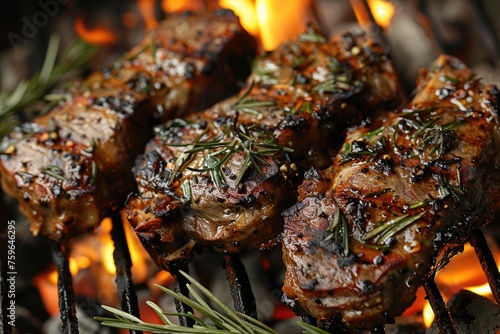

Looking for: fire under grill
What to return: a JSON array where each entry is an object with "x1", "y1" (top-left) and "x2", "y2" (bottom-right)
[{"x1": 1, "y1": 0, "x2": 500, "y2": 333}]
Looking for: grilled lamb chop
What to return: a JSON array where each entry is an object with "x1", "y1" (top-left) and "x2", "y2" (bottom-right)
[
  {"x1": 126, "y1": 28, "x2": 400, "y2": 271},
  {"x1": 0, "y1": 10, "x2": 257, "y2": 240},
  {"x1": 282, "y1": 55, "x2": 500, "y2": 328}
]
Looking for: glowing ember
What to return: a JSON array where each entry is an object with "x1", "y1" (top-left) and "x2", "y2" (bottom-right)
[{"x1": 74, "y1": 15, "x2": 117, "y2": 45}]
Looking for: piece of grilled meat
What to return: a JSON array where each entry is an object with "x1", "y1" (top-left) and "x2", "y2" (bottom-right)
[
  {"x1": 0, "y1": 10, "x2": 257, "y2": 240},
  {"x1": 126, "y1": 28, "x2": 400, "y2": 271},
  {"x1": 282, "y1": 55, "x2": 500, "y2": 328}
]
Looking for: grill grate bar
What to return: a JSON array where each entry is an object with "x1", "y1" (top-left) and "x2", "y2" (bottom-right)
[
  {"x1": 50, "y1": 240, "x2": 79, "y2": 334},
  {"x1": 223, "y1": 254, "x2": 257, "y2": 318},
  {"x1": 470, "y1": 228, "x2": 500, "y2": 306},
  {"x1": 423, "y1": 277, "x2": 457, "y2": 334},
  {"x1": 172, "y1": 265, "x2": 195, "y2": 327},
  {"x1": 110, "y1": 213, "x2": 142, "y2": 334},
  {"x1": 0, "y1": 190, "x2": 12, "y2": 334}
]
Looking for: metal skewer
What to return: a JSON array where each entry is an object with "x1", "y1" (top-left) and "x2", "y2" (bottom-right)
[
  {"x1": 110, "y1": 213, "x2": 142, "y2": 334},
  {"x1": 223, "y1": 254, "x2": 257, "y2": 318},
  {"x1": 423, "y1": 277, "x2": 457, "y2": 334},
  {"x1": 470, "y1": 228, "x2": 500, "y2": 307},
  {"x1": 169, "y1": 263, "x2": 195, "y2": 327},
  {"x1": 50, "y1": 240, "x2": 79, "y2": 334}
]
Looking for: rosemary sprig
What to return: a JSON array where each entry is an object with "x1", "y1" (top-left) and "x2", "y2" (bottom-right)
[
  {"x1": 252, "y1": 62, "x2": 278, "y2": 84},
  {"x1": 411, "y1": 118, "x2": 438, "y2": 140},
  {"x1": 438, "y1": 172, "x2": 463, "y2": 201},
  {"x1": 440, "y1": 75, "x2": 459, "y2": 84},
  {"x1": 0, "y1": 35, "x2": 98, "y2": 137},
  {"x1": 364, "y1": 126, "x2": 384, "y2": 139},
  {"x1": 167, "y1": 128, "x2": 209, "y2": 187},
  {"x1": 298, "y1": 30, "x2": 327, "y2": 44},
  {"x1": 339, "y1": 136, "x2": 386, "y2": 165},
  {"x1": 83, "y1": 139, "x2": 96, "y2": 154},
  {"x1": 312, "y1": 75, "x2": 360, "y2": 95},
  {"x1": 90, "y1": 161, "x2": 98, "y2": 186},
  {"x1": 392, "y1": 109, "x2": 462, "y2": 158},
  {"x1": 362, "y1": 211, "x2": 426, "y2": 245},
  {"x1": 419, "y1": 125, "x2": 457, "y2": 156},
  {"x1": 167, "y1": 115, "x2": 293, "y2": 189},
  {"x1": 408, "y1": 199, "x2": 430, "y2": 210},
  {"x1": 41, "y1": 165, "x2": 67, "y2": 182},
  {"x1": 324, "y1": 207, "x2": 349, "y2": 257},
  {"x1": 232, "y1": 81, "x2": 276, "y2": 116},
  {"x1": 96, "y1": 271, "x2": 321, "y2": 334},
  {"x1": 182, "y1": 179, "x2": 192, "y2": 202}
]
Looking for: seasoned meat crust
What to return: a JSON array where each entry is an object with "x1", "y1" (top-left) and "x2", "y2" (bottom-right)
[
  {"x1": 0, "y1": 10, "x2": 257, "y2": 240},
  {"x1": 126, "y1": 28, "x2": 400, "y2": 271},
  {"x1": 282, "y1": 55, "x2": 500, "y2": 328}
]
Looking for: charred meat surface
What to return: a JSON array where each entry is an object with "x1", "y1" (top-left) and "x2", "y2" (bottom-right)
[
  {"x1": 282, "y1": 55, "x2": 500, "y2": 327},
  {"x1": 126, "y1": 28, "x2": 399, "y2": 271},
  {"x1": 0, "y1": 10, "x2": 257, "y2": 240}
]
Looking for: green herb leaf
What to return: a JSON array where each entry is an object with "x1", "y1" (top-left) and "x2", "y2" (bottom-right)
[
  {"x1": 363, "y1": 211, "x2": 427, "y2": 245},
  {"x1": 0, "y1": 35, "x2": 98, "y2": 137},
  {"x1": 298, "y1": 31, "x2": 327, "y2": 44},
  {"x1": 297, "y1": 322, "x2": 331, "y2": 334},
  {"x1": 41, "y1": 165, "x2": 67, "y2": 182}
]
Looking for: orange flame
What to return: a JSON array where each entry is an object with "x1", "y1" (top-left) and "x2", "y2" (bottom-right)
[
  {"x1": 33, "y1": 215, "x2": 155, "y2": 315},
  {"x1": 74, "y1": 15, "x2": 117, "y2": 45},
  {"x1": 161, "y1": 0, "x2": 204, "y2": 13},
  {"x1": 121, "y1": 210, "x2": 151, "y2": 283},
  {"x1": 412, "y1": 241, "x2": 500, "y2": 327},
  {"x1": 352, "y1": 0, "x2": 395, "y2": 30},
  {"x1": 32, "y1": 268, "x2": 59, "y2": 316},
  {"x1": 367, "y1": 0, "x2": 395, "y2": 29},
  {"x1": 255, "y1": 0, "x2": 312, "y2": 50},
  {"x1": 162, "y1": 0, "x2": 311, "y2": 51},
  {"x1": 219, "y1": 0, "x2": 259, "y2": 36}
]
